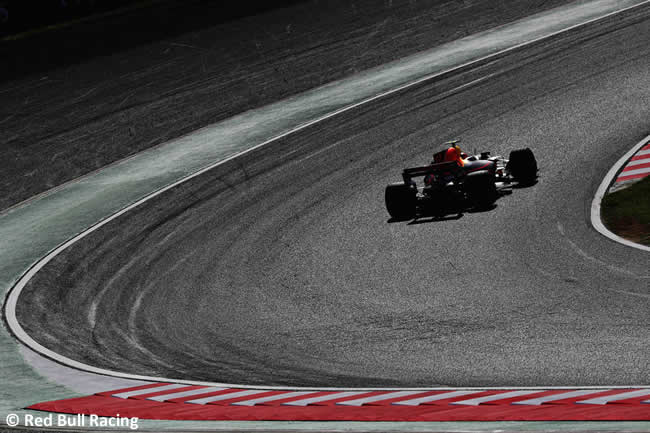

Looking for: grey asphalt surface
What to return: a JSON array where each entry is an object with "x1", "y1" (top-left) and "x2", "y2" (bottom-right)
[
  {"x1": 0, "y1": 0, "x2": 573, "y2": 211},
  {"x1": 16, "y1": 7, "x2": 650, "y2": 387}
]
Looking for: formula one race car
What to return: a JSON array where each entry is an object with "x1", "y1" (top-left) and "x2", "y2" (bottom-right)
[{"x1": 385, "y1": 143, "x2": 537, "y2": 220}]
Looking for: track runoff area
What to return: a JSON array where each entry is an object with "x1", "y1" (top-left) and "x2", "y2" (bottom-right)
[{"x1": 5, "y1": 0, "x2": 650, "y2": 428}]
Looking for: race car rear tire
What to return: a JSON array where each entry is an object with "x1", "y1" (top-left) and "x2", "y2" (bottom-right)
[
  {"x1": 507, "y1": 148, "x2": 537, "y2": 184},
  {"x1": 465, "y1": 170, "x2": 497, "y2": 208},
  {"x1": 385, "y1": 182, "x2": 416, "y2": 220}
]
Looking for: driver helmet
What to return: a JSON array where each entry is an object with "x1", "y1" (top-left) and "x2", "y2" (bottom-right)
[{"x1": 444, "y1": 144, "x2": 464, "y2": 166}]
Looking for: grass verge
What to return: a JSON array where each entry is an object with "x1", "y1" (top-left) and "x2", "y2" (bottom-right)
[{"x1": 601, "y1": 176, "x2": 650, "y2": 246}]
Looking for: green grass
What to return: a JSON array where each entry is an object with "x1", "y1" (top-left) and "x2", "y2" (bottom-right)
[{"x1": 601, "y1": 175, "x2": 650, "y2": 246}]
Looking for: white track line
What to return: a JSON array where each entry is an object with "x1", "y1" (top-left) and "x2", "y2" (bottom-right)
[
  {"x1": 232, "y1": 391, "x2": 316, "y2": 406},
  {"x1": 4, "y1": 0, "x2": 650, "y2": 393},
  {"x1": 450, "y1": 390, "x2": 541, "y2": 406},
  {"x1": 112, "y1": 383, "x2": 186, "y2": 399},
  {"x1": 619, "y1": 166, "x2": 650, "y2": 176},
  {"x1": 282, "y1": 391, "x2": 370, "y2": 406},
  {"x1": 336, "y1": 391, "x2": 424, "y2": 406},
  {"x1": 186, "y1": 390, "x2": 267, "y2": 405},
  {"x1": 146, "y1": 387, "x2": 225, "y2": 402},
  {"x1": 635, "y1": 149, "x2": 650, "y2": 157},
  {"x1": 626, "y1": 157, "x2": 650, "y2": 167},
  {"x1": 512, "y1": 389, "x2": 609, "y2": 405},
  {"x1": 591, "y1": 134, "x2": 650, "y2": 252},
  {"x1": 577, "y1": 389, "x2": 650, "y2": 405},
  {"x1": 392, "y1": 391, "x2": 482, "y2": 406}
]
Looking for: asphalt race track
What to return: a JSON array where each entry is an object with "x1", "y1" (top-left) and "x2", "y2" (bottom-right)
[
  {"x1": 0, "y1": 0, "x2": 574, "y2": 211},
  {"x1": 16, "y1": 6, "x2": 650, "y2": 389}
]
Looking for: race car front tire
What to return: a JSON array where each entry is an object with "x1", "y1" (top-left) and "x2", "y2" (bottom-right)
[
  {"x1": 507, "y1": 148, "x2": 537, "y2": 184},
  {"x1": 385, "y1": 182, "x2": 417, "y2": 220}
]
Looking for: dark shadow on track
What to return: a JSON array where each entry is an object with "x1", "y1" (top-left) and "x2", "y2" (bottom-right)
[
  {"x1": 511, "y1": 179, "x2": 539, "y2": 189},
  {"x1": 0, "y1": 1, "x2": 309, "y2": 81},
  {"x1": 407, "y1": 213, "x2": 465, "y2": 225},
  {"x1": 389, "y1": 188, "x2": 519, "y2": 225}
]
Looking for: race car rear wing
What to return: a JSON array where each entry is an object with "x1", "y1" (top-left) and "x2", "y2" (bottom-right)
[{"x1": 402, "y1": 161, "x2": 460, "y2": 183}]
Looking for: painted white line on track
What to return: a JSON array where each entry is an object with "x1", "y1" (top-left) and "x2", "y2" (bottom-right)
[
  {"x1": 450, "y1": 390, "x2": 541, "y2": 406},
  {"x1": 619, "y1": 166, "x2": 650, "y2": 176},
  {"x1": 3, "y1": 0, "x2": 650, "y2": 396},
  {"x1": 513, "y1": 389, "x2": 609, "y2": 405},
  {"x1": 232, "y1": 391, "x2": 316, "y2": 406},
  {"x1": 590, "y1": 134, "x2": 650, "y2": 252},
  {"x1": 627, "y1": 156, "x2": 650, "y2": 166},
  {"x1": 336, "y1": 391, "x2": 424, "y2": 406},
  {"x1": 282, "y1": 391, "x2": 370, "y2": 406},
  {"x1": 112, "y1": 383, "x2": 185, "y2": 398},
  {"x1": 392, "y1": 390, "x2": 482, "y2": 406},
  {"x1": 185, "y1": 390, "x2": 267, "y2": 405},
  {"x1": 146, "y1": 387, "x2": 225, "y2": 402},
  {"x1": 635, "y1": 149, "x2": 650, "y2": 157},
  {"x1": 577, "y1": 389, "x2": 650, "y2": 405}
]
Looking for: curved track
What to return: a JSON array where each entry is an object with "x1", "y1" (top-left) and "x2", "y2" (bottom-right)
[{"x1": 16, "y1": 8, "x2": 650, "y2": 388}]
